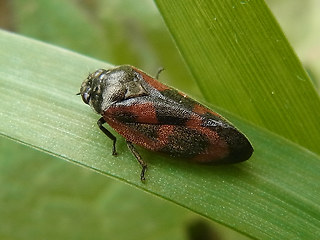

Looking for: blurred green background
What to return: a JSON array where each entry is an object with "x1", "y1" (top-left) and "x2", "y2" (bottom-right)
[{"x1": 0, "y1": 0, "x2": 318, "y2": 239}]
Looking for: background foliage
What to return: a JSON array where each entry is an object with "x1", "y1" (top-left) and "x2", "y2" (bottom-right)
[{"x1": 0, "y1": 0, "x2": 319, "y2": 239}]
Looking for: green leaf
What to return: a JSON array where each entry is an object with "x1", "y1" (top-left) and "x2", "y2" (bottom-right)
[
  {"x1": 0, "y1": 138, "x2": 197, "y2": 240},
  {"x1": 1, "y1": 27, "x2": 320, "y2": 240},
  {"x1": 155, "y1": 0, "x2": 320, "y2": 154}
]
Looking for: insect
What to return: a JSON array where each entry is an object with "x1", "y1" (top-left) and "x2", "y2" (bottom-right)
[{"x1": 79, "y1": 65, "x2": 253, "y2": 181}]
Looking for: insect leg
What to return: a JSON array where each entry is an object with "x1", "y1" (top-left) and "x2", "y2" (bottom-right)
[
  {"x1": 155, "y1": 67, "x2": 165, "y2": 80},
  {"x1": 126, "y1": 141, "x2": 147, "y2": 181},
  {"x1": 97, "y1": 117, "x2": 117, "y2": 156}
]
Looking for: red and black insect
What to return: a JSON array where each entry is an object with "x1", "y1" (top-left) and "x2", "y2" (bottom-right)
[{"x1": 79, "y1": 65, "x2": 253, "y2": 181}]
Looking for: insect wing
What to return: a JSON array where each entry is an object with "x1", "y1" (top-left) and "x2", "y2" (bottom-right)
[{"x1": 103, "y1": 95, "x2": 245, "y2": 162}]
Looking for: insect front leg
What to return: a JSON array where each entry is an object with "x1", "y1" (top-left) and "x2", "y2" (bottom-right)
[
  {"x1": 97, "y1": 117, "x2": 117, "y2": 156},
  {"x1": 126, "y1": 141, "x2": 147, "y2": 182}
]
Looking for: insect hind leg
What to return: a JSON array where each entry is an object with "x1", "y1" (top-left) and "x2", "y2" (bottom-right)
[{"x1": 126, "y1": 141, "x2": 147, "y2": 181}]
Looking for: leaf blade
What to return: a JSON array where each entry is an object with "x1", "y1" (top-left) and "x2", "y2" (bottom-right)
[
  {"x1": 1, "y1": 30, "x2": 320, "y2": 239},
  {"x1": 155, "y1": 0, "x2": 320, "y2": 154}
]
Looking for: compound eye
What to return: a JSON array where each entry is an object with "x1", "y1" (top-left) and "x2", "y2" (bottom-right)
[{"x1": 82, "y1": 92, "x2": 91, "y2": 104}]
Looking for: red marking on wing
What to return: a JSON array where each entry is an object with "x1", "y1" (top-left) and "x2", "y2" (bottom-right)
[
  {"x1": 185, "y1": 115, "x2": 203, "y2": 127},
  {"x1": 157, "y1": 125, "x2": 175, "y2": 148},
  {"x1": 133, "y1": 67, "x2": 170, "y2": 91},
  {"x1": 190, "y1": 126, "x2": 229, "y2": 162},
  {"x1": 104, "y1": 116, "x2": 174, "y2": 151},
  {"x1": 106, "y1": 102, "x2": 159, "y2": 124},
  {"x1": 183, "y1": 115, "x2": 229, "y2": 161},
  {"x1": 192, "y1": 103, "x2": 221, "y2": 117}
]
